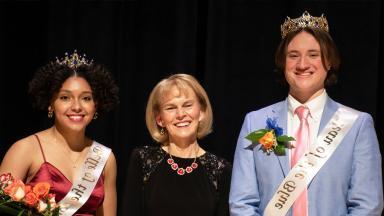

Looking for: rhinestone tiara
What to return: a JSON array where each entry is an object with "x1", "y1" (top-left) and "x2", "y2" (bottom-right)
[
  {"x1": 56, "y1": 50, "x2": 93, "y2": 69},
  {"x1": 281, "y1": 11, "x2": 329, "y2": 39}
]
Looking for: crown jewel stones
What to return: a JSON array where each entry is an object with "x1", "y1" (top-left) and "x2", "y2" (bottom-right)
[
  {"x1": 56, "y1": 50, "x2": 93, "y2": 69},
  {"x1": 281, "y1": 11, "x2": 329, "y2": 39},
  {"x1": 167, "y1": 157, "x2": 198, "y2": 176}
]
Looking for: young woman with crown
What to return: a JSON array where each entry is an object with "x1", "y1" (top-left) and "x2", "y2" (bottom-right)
[
  {"x1": 0, "y1": 51, "x2": 119, "y2": 216},
  {"x1": 126, "y1": 73, "x2": 232, "y2": 216},
  {"x1": 229, "y1": 11, "x2": 383, "y2": 215}
]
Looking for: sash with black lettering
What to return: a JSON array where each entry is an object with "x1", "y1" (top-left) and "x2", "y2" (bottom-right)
[
  {"x1": 58, "y1": 142, "x2": 111, "y2": 216},
  {"x1": 263, "y1": 106, "x2": 359, "y2": 216}
]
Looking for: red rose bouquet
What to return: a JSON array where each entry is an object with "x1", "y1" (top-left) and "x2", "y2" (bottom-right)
[{"x1": 0, "y1": 173, "x2": 59, "y2": 216}]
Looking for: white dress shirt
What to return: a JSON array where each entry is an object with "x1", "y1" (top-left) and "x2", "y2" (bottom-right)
[{"x1": 287, "y1": 89, "x2": 327, "y2": 166}]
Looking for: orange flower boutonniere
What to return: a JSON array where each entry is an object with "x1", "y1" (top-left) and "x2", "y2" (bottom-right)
[{"x1": 246, "y1": 117, "x2": 295, "y2": 155}]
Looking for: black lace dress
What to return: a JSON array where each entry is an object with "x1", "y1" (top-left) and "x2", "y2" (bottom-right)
[{"x1": 126, "y1": 146, "x2": 232, "y2": 216}]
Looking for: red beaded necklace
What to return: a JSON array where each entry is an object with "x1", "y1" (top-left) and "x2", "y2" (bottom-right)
[{"x1": 166, "y1": 145, "x2": 199, "y2": 176}]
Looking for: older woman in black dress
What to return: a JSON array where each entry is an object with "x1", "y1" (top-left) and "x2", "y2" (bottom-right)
[{"x1": 127, "y1": 73, "x2": 231, "y2": 216}]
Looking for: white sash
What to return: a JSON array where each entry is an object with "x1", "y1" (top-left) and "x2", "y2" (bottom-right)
[
  {"x1": 264, "y1": 106, "x2": 359, "y2": 216},
  {"x1": 58, "y1": 142, "x2": 111, "y2": 216}
]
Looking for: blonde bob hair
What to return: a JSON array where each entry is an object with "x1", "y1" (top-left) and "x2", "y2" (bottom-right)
[{"x1": 146, "y1": 73, "x2": 213, "y2": 144}]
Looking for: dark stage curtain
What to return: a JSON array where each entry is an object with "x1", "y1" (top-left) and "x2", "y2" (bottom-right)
[{"x1": 1, "y1": 0, "x2": 383, "y2": 215}]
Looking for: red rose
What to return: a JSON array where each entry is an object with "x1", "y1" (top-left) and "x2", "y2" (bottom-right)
[
  {"x1": 24, "y1": 192, "x2": 39, "y2": 207},
  {"x1": 33, "y1": 182, "x2": 50, "y2": 199}
]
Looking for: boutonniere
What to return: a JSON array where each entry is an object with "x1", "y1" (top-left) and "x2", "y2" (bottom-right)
[{"x1": 246, "y1": 117, "x2": 295, "y2": 155}]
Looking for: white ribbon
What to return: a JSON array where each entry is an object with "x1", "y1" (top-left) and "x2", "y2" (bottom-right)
[
  {"x1": 58, "y1": 142, "x2": 111, "y2": 216},
  {"x1": 264, "y1": 106, "x2": 359, "y2": 216}
]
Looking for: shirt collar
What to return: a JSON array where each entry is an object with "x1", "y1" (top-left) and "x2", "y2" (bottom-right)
[{"x1": 287, "y1": 89, "x2": 327, "y2": 122}]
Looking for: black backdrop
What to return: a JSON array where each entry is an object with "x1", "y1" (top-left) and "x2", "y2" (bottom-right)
[{"x1": 1, "y1": 0, "x2": 383, "y2": 215}]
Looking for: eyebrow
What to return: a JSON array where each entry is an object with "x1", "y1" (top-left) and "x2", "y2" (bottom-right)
[
  {"x1": 162, "y1": 99, "x2": 195, "y2": 106},
  {"x1": 59, "y1": 90, "x2": 93, "y2": 94},
  {"x1": 287, "y1": 49, "x2": 320, "y2": 54}
]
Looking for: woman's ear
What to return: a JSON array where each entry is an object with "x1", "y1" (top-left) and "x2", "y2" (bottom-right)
[
  {"x1": 47, "y1": 105, "x2": 54, "y2": 118},
  {"x1": 156, "y1": 115, "x2": 164, "y2": 127},
  {"x1": 199, "y1": 110, "x2": 205, "y2": 122}
]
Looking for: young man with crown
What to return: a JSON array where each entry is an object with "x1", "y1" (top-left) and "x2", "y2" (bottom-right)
[
  {"x1": 229, "y1": 11, "x2": 383, "y2": 216},
  {"x1": 0, "y1": 51, "x2": 120, "y2": 215}
]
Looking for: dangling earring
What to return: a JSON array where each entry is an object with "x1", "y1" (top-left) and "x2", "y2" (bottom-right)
[
  {"x1": 48, "y1": 107, "x2": 53, "y2": 118},
  {"x1": 160, "y1": 127, "x2": 165, "y2": 135},
  {"x1": 93, "y1": 112, "x2": 98, "y2": 120}
]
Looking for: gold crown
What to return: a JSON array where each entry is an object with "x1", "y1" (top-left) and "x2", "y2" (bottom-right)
[
  {"x1": 56, "y1": 50, "x2": 93, "y2": 69},
  {"x1": 281, "y1": 11, "x2": 329, "y2": 39}
]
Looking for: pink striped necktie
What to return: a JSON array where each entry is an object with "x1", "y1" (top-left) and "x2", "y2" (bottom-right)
[{"x1": 292, "y1": 105, "x2": 310, "y2": 216}]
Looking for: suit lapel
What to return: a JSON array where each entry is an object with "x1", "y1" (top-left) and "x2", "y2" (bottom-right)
[
  {"x1": 273, "y1": 99, "x2": 290, "y2": 177},
  {"x1": 317, "y1": 96, "x2": 339, "y2": 136},
  {"x1": 308, "y1": 96, "x2": 339, "y2": 187}
]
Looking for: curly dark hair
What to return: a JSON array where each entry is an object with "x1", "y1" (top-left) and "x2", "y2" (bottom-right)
[
  {"x1": 28, "y1": 61, "x2": 119, "y2": 112},
  {"x1": 275, "y1": 28, "x2": 340, "y2": 87}
]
